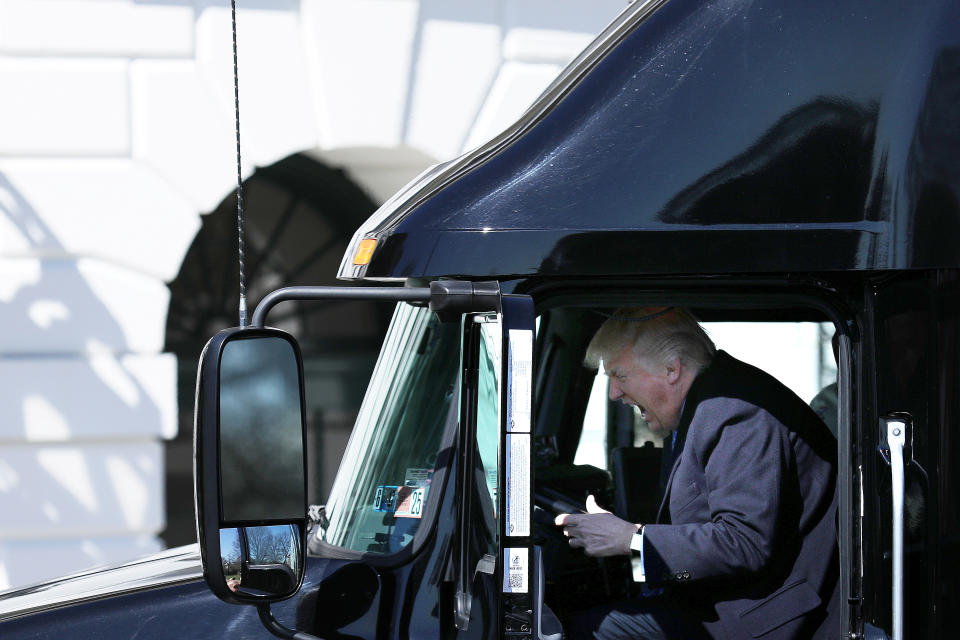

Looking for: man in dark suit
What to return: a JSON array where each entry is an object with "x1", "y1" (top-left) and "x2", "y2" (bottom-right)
[{"x1": 556, "y1": 307, "x2": 839, "y2": 639}]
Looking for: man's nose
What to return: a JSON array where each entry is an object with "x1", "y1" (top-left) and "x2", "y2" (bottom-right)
[{"x1": 608, "y1": 378, "x2": 622, "y2": 401}]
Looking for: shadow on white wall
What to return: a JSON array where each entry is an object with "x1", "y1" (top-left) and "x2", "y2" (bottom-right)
[{"x1": 0, "y1": 173, "x2": 174, "y2": 589}]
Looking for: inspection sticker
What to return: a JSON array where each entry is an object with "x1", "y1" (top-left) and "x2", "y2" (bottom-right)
[
  {"x1": 507, "y1": 329, "x2": 532, "y2": 433},
  {"x1": 503, "y1": 547, "x2": 528, "y2": 594},
  {"x1": 373, "y1": 485, "x2": 398, "y2": 512},
  {"x1": 373, "y1": 485, "x2": 427, "y2": 518},
  {"x1": 504, "y1": 433, "x2": 530, "y2": 537},
  {"x1": 395, "y1": 486, "x2": 427, "y2": 519}
]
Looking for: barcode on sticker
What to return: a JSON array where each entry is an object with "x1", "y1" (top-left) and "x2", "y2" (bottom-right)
[{"x1": 503, "y1": 548, "x2": 528, "y2": 593}]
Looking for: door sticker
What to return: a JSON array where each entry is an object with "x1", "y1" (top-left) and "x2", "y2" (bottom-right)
[
  {"x1": 503, "y1": 547, "x2": 528, "y2": 593},
  {"x1": 507, "y1": 329, "x2": 532, "y2": 433},
  {"x1": 505, "y1": 433, "x2": 530, "y2": 537}
]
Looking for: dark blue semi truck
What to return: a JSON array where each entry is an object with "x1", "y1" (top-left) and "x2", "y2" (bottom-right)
[{"x1": 2, "y1": 0, "x2": 958, "y2": 638}]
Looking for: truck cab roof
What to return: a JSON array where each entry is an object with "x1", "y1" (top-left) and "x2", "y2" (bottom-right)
[{"x1": 339, "y1": 0, "x2": 960, "y2": 282}]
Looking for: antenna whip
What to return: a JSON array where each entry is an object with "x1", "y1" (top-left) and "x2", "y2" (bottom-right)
[{"x1": 231, "y1": 0, "x2": 247, "y2": 328}]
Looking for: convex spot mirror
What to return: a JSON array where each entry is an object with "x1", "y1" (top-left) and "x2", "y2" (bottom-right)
[{"x1": 195, "y1": 327, "x2": 307, "y2": 604}]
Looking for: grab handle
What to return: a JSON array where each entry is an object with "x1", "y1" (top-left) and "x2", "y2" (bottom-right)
[{"x1": 878, "y1": 413, "x2": 911, "y2": 640}]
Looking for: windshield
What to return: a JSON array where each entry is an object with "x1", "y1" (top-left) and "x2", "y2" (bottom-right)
[{"x1": 315, "y1": 303, "x2": 460, "y2": 554}]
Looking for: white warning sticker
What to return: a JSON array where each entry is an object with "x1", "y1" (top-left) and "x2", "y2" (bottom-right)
[
  {"x1": 404, "y1": 467, "x2": 431, "y2": 486},
  {"x1": 503, "y1": 547, "x2": 528, "y2": 593},
  {"x1": 508, "y1": 329, "x2": 532, "y2": 433},
  {"x1": 505, "y1": 433, "x2": 530, "y2": 537}
]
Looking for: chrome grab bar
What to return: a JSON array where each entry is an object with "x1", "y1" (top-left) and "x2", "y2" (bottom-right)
[{"x1": 879, "y1": 414, "x2": 910, "y2": 640}]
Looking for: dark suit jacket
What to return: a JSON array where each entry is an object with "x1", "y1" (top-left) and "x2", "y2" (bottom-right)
[{"x1": 642, "y1": 351, "x2": 839, "y2": 639}]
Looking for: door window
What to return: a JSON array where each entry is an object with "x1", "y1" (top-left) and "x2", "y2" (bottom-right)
[{"x1": 573, "y1": 319, "x2": 838, "y2": 466}]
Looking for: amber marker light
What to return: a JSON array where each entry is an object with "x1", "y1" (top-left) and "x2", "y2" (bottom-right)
[{"x1": 352, "y1": 238, "x2": 378, "y2": 265}]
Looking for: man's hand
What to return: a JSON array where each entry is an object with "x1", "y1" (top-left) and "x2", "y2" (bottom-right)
[{"x1": 554, "y1": 495, "x2": 639, "y2": 557}]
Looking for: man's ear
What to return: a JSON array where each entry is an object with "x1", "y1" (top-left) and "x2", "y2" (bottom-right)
[{"x1": 664, "y1": 357, "x2": 682, "y2": 384}]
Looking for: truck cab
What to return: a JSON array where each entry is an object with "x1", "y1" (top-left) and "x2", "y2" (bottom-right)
[{"x1": 2, "y1": 0, "x2": 958, "y2": 638}]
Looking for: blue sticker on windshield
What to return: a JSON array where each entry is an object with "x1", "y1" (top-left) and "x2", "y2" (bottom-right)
[{"x1": 373, "y1": 485, "x2": 399, "y2": 512}]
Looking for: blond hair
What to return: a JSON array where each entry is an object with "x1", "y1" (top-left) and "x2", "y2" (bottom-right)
[{"x1": 585, "y1": 307, "x2": 716, "y2": 373}]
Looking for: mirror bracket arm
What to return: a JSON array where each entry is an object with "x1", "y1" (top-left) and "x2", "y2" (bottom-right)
[
  {"x1": 256, "y1": 603, "x2": 323, "y2": 640},
  {"x1": 249, "y1": 281, "x2": 501, "y2": 327},
  {"x1": 429, "y1": 280, "x2": 501, "y2": 321},
  {"x1": 251, "y1": 286, "x2": 432, "y2": 327}
]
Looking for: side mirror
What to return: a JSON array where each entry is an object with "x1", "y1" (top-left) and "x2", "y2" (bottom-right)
[{"x1": 194, "y1": 327, "x2": 307, "y2": 605}]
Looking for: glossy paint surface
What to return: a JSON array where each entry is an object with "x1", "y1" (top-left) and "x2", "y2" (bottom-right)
[
  {"x1": 0, "y1": 545, "x2": 202, "y2": 622},
  {"x1": 0, "y1": 556, "x2": 329, "y2": 640},
  {"x1": 361, "y1": 0, "x2": 960, "y2": 279},
  {"x1": 0, "y1": 415, "x2": 492, "y2": 639}
]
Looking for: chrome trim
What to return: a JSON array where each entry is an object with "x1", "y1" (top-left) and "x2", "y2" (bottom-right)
[
  {"x1": 879, "y1": 415, "x2": 907, "y2": 640},
  {"x1": 0, "y1": 544, "x2": 202, "y2": 622},
  {"x1": 837, "y1": 332, "x2": 854, "y2": 637},
  {"x1": 337, "y1": 0, "x2": 671, "y2": 281}
]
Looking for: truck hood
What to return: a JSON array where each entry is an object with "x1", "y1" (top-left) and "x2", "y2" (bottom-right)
[{"x1": 0, "y1": 544, "x2": 202, "y2": 622}]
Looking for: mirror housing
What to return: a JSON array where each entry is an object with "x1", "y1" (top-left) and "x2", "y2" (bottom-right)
[{"x1": 194, "y1": 326, "x2": 308, "y2": 605}]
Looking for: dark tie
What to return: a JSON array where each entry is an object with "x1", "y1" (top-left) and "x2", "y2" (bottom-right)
[{"x1": 658, "y1": 431, "x2": 679, "y2": 501}]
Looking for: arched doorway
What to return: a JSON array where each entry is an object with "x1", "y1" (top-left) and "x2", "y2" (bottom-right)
[{"x1": 162, "y1": 153, "x2": 393, "y2": 547}]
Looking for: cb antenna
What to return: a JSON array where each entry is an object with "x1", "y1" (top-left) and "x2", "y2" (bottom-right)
[{"x1": 231, "y1": 0, "x2": 247, "y2": 327}]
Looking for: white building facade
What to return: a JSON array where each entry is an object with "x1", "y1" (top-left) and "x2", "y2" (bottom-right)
[{"x1": 0, "y1": 0, "x2": 634, "y2": 589}]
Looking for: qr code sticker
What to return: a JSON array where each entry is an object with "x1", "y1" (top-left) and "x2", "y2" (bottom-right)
[{"x1": 503, "y1": 548, "x2": 528, "y2": 593}]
